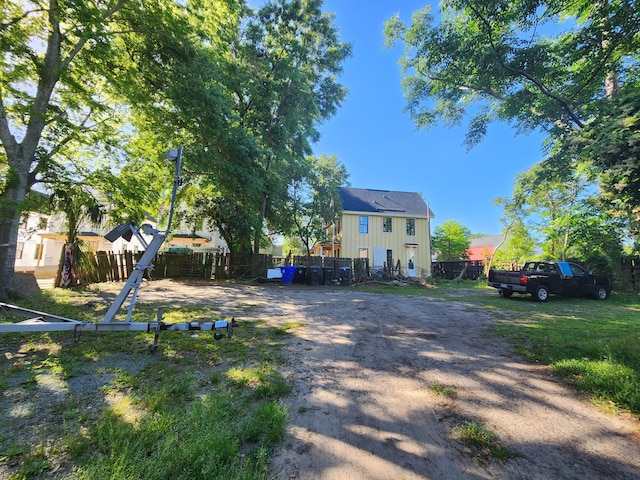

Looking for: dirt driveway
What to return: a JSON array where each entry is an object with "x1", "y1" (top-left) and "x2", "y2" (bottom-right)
[{"x1": 91, "y1": 279, "x2": 639, "y2": 480}]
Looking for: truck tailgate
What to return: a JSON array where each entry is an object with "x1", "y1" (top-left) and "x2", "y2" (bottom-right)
[{"x1": 489, "y1": 270, "x2": 520, "y2": 284}]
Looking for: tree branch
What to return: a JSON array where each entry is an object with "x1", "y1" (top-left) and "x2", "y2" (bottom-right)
[
  {"x1": 0, "y1": 90, "x2": 18, "y2": 157},
  {"x1": 465, "y1": 0, "x2": 584, "y2": 130}
]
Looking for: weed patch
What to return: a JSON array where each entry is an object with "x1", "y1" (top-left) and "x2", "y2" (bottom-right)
[{"x1": 452, "y1": 420, "x2": 509, "y2": 463}]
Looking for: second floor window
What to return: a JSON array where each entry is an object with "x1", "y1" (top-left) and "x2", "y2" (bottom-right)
[
  {"x1": 383, "y1": 217, "x2": 392, "y2": 233},
  {"x1": 406, "y1": 218, "x2": 415, "y2": 236},
  {"x1": 359, "y1": 216, "x2": 368, "y2": 234}
]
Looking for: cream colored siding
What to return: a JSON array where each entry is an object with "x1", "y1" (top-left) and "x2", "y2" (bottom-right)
[{"x1": 340, "y1": 212, "x2": 431, "y2": 276}]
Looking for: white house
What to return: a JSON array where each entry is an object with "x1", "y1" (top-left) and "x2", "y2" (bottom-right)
[{"x1": 14, "y1": 212, "x2": 227, "y2": 278}]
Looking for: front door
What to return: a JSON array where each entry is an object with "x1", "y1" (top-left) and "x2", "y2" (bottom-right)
[{"x1": 406, "y1": 248, "x2": 416, "y2": 277}]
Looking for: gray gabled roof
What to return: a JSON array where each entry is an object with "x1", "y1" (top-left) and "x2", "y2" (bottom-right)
[
  {"x1": 469, "y1": 235, "x2": 503, "y2": 248},
  {"x1": 339, "y1": 187, "x2": 434, "y2": 218}
]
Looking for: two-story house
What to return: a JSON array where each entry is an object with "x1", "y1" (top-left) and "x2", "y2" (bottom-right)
[{"x1": 331, "y1": 187, "x2": 434, "y2": 277}]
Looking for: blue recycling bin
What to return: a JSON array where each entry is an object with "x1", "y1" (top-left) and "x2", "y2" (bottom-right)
[{"x1": 280, "y1": 266, "x2": 296, "y2": 285}]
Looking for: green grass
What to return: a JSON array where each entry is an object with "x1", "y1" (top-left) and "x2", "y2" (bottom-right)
[
  {"x1": 359, "y1": 280, "x2": 640, "y2": 416},
  {"x1": 0, "y1": 291, "x2": 295, "y2": 480},
  {"x1": 430, "y1": 382, "x2": 457, "y2": 398},
  {"x1": 452, "y1": 420, "x2": 509, "y2": 463}
]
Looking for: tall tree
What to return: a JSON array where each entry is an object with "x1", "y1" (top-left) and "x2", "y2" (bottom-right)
[
  {"x1": 384, "y1": 0, "x2": 640, "y2": 247},
  {"x1": 431, "y1": 220, "x2": 471, "y2": 260},
  {"x1": 507, "y1": 159, "x2": 591, "y2": 260},
  {"x1": 578, "y1": 84, "x2": 640, "y2": 247},
  {"x1": 285, "y1": 154, "x2": 348, "y2": 257},
  {"x1": 497, "y1": 158, "x2": 626, "y2": 267},
  {"x1": 0, "y1": 0, "x2": 198, "y2": 300},
  {"x1": 230, "y1": 0, "x2": 351, "y2": 254}
]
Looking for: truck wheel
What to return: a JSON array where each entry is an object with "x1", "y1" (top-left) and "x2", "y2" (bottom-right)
[
  {"x1": 533, "y1": 285, "x2": 549, "y2": 302},
  {"x1": 594, "y1": 286, "x2": 608, "y2": 300},
  {"x1": 499, "y1": 289, "x2": 513, "y2": 298}
]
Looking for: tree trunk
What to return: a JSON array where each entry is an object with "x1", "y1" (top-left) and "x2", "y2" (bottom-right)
[
  {"x1": 254, "y1": 191, "x2": 267, "y2": 255},
  {"x1": 0, "y1": 215, "x2": 21, "y2": 301},
  {"x1": 0, "y1": 150, "x2": 32, "y2": 300},
  {"x1": 454, "y1": 263, "x2": 469, "y2": 281}
]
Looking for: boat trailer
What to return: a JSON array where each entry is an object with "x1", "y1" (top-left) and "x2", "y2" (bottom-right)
[{"x1": 0, "y1": 146, "x2": 233, "y2": 350}]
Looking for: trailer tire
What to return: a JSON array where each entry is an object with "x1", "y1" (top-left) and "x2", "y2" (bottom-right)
[
  {"x1": 594, "y1": 285, "x2": 608, "y2": 300},
  {"x1": 533, "y1": 285, "x2": 549, "y2": 302},
  {"x1": 499, "y1": 289, "x2": 513, "y2": 298}
]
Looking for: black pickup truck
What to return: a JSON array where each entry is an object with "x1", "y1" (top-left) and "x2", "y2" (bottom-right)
[{"x1": 488, "y1": 261, "x2": 611, "y2": 301}]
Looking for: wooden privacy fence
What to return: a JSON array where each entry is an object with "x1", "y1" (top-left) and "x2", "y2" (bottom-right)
[
  {"x1": 615, "y1": 258, "x2": 640, "y2": 294},
  {"x1": 87, "y1": 251, "x2": 640, "y2": 293},
  {"x1": 88, "y1": 251, "x2": 360, "y2": 283},
  {"x1": 88, "y1": 251, "x2": 137, "y2": 283},
  {"x1": 431, "y1": 260, "x2": 485, "y2": 280},
  {"x1": 89, "y1": 251, "x2": 216, "y2": 282}
]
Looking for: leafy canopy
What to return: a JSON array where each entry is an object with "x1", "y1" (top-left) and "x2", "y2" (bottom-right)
[
  {"x1": 385, "y1": 0, "x2": 640, "y2": 252},
  {"x1": 432, "y1": 219, "x2": 471, "y2": 260}
]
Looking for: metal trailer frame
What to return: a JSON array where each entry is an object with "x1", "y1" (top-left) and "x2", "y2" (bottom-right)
[{"x1": 0, "y1": 146, "x2": 233, "y2": 349}]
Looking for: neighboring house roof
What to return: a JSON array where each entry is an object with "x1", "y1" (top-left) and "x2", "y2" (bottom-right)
[
  {"x1": 469, "y1": 235, "x2": 503, "y2": 248},
  {"x1": 339, "y1": 187, "x2": 434, "y2": 218},
  {"x1": 467, "y1": 235, "x2": 502, "y2": 261}
]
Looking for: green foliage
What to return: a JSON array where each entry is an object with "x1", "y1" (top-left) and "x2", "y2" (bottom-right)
[
  {"x1": 282, "y1": 235, "x2": 305, "y2": 257},
  {"x1": 497, "y1": 159, "x2": 626, "y2": 266},
  {"x1": 431, "y1": 219, "x2": 471, "y2": 260},
  {"x1": 385, "y1": 0, "x2": 640, "y2": 258},
  {"x1": 491, "y1": 220, "x2": 536, "y2": 267},
  {"x1": 285, "y1": 154, "x2": 349, "y2": 256},
  {"x1": 430, "y1": 382, "x2": 457, "y2": 398},
  {"x1": 0, "y1": 0, "x2": 351, "y2": 291},
  {"x1": 226, "y1": 0, "x2": 352, "y2": 252},
  {"x1": 385, "y1": 0, "x2": 638, "y2": 140},
  {"x1": 579, "y1": 85, "x2": 640, "y2": 247},
  {"x1": 0, "y1": 0, "x2": 199, "y2": 299}
]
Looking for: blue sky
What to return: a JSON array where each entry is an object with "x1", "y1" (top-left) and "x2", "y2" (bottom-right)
[{"x1": 311, "y1": 0, "x2": 547, "y2": 235}]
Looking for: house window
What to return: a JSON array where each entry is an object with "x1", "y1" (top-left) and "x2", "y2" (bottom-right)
[
  {"x1": 386, "y1": 249, "x2": 393, "y2": 269},
  {"x1": 383, "y1": 217, "x2": 392, "y2": 233},
  {"x1": 359, "y1": 216, "x2": 368, "y2": 234},
  {"x1": 16, "y1": 242, "x2": 24, "y2": 260},
  {"x1": 34, "y1": 244, "x2": 43, "y2": 261},
  {"x1": 406, "y1": 218, "x2": 416, "y2": 236},
  {"x1": 38, "y1": 217, "x2": 48, "y2": 230},
  {"x1": 359, "y1": 248, "x2": 368, "y2": 258}
]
